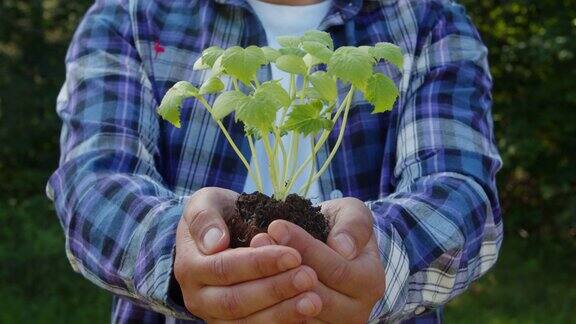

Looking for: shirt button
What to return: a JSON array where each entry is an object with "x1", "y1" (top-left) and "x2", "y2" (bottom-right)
[
  {"x1": 414, "y1": 306, "x2": 426, "y2": 315},
  {"x1": 330, "y1": 189, "x2": 343, "y2": 200}
]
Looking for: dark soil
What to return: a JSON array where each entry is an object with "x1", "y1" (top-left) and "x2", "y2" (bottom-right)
[{"x1": 227, "y1": 192, "x2": 330, "y2": 248}]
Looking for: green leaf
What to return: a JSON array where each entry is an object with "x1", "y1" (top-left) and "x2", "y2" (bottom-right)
[
  {"x1": 211, "y1": 55, "x2": 225, "y2": 75},
  {"x1": 236, "y1": 94, "x2": 280, "y2": 131},
  {"x1": 212, "y1": 90, "x2": 248, "y2": 120},
  {"x1": 157, "y1": 81, "x2": 199, "y2": 128},
  {"x1": 302, "y1": 41, "x2": 333, "y2": 63},
  {"x1": 201, "y1": 46, "x2": 224, "y2": 67},
  {"x1": 221, "y1": 46, "x2": 266, "y2": 84},
  {"x1": 199, "y1": 76, "x2": 225, "y2": 95},
  {"x1": 237, "y1": 82, "x2": 289, "y2": 130},
  {"x1": 278, "y1": 47, "x2": 306, "y2": 57},
  {"x1": 275, "y1": 54, "x2": 308, "y2": 75},
  {"x1": 370, "y1": 42, "x2": 404, "y2": 70},
  {"x1": 257, "y1": 80, "x2": 291, "y2": 107},
  {"x1": 297, "y1": 87, "x2": 323, "y2": 101},
  {"x1": 277, "y1": 35, "x2": 302, "y2": 48},
  {"x1": 358, "y1": 46, "x2": 372, "y2": 55},
  {"x1": 283, "y1": 101, "x2": 333, "y2": 135},
  {"x1": 302, "y1": 30, "x2": 333, "y2": 50},
  {"x1": 244, "y1": 124, "x2": 262, "y2": 140},
  {"x1": 303, "y1": 53, "x2": 322, "y2": 69},
  {"x1": 193, "y1": 56, "x2": 210, "y2": 70},
  {"x1": 328, "y1": 46, "x2": 375, "y2": 89},
  {"x1": 262, "y1": 46, "x2": 281, "y2": 63},
  {"x1": 193, "y1": 46, "x2": 224, "y2": 70},
  {"x1": 364, "y1": 72, "x2": 399, "y2": 113},
  {"x1": 309, "y1": 71, "x2": 337, "y2": 103}
]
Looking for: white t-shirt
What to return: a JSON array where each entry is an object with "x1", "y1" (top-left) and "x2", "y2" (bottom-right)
[{"x1": 243, "y1": 0, "x2": 332, "y2": 204}]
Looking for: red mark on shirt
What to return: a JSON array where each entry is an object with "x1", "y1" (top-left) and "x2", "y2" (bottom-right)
[{"x1": 154, "y1": 40, "x2": 165, "y2": 58}]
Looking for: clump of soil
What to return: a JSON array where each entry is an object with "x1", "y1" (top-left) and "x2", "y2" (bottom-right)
[{"x1": 227, "y1": 192, "x2": 329, "y2": 248}]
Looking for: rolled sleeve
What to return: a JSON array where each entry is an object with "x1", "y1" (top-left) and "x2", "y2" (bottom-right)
[
  {"x1": 366, "y1": 2, "x2": 503, "y2": 322},
  {"x1": 47, "y1": 0, "x2": 196, "y2": 319}
]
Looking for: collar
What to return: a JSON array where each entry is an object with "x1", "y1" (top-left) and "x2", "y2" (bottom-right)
[{"x1": 211, "y1": 0, "x2": 365, "y2": 27}]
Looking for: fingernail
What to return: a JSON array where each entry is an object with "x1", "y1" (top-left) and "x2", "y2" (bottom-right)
[
  {"x1": 278, "y1": 253, "x2": 300, "y2": 271},
  {"x1": 251, "y1": 234, "x2": 274, "y2": 248},
  {"x1": 270, "y1": 221, "x2": 290, "y2": 245},
  {"x1": 333, "y1": 233, "x2": 355, "y2": 260},
  {"x1": 296, "y1": 297, "x2": 316, "y2": 316},
  {"x1": 202, "y1": 227, "x2": 223, "y2": 252},
  {"x1": 293, "y1": 268, "x2": 313, "y2": 290}
]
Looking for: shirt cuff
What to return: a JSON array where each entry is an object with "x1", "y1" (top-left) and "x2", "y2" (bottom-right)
[
  {"x1": 366, "y1": 201, "x2": 412, "y2": 323},
  {"x1": 131, "y1": 196, "x2": 199, "y2": 320}
]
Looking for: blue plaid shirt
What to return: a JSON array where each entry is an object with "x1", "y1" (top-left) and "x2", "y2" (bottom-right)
[{"x1": 47, "y1": 0, "x2": 503, "y2": 322}]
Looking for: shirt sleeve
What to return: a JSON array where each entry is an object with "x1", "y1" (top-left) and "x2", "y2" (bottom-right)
[
  {"x1": 367, "y1": 2, "x2": 503, "y2": 322},
  {"x1": 46, "y1": 0, "x2": 195, "y2": 319}
]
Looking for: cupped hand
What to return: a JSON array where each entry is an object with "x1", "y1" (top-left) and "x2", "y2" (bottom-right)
[
  {"x1": 251, "y1": 197, "x2": 385, "y2": 324},
  {"x1": 174, "y1": 187, "x2": 323, "y2": 323}
]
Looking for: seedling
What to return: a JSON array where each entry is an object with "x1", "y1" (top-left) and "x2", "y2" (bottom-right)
[{"x1": 158, "y1": 30, "x2": 402, "y2": 246}]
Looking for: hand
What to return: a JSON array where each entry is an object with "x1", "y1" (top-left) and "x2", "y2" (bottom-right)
[
  {"x1": 251, "y1": 197, "x2": 385, "y2": 323},
  {"x1": 174, "y1": 187, "x2": 323, "y2": 323}
]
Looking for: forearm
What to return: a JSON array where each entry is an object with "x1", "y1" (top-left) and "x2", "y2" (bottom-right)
[
  {"x1": 47, "y1": 0, "x2": 197, "y2": 316},
  {"x1": 365, "y1": 171, "x2": 502, "y2": 322},
  {"x1": 48, "y1": 146, "x2": 196, "y2": 319},
  {"x1": 361, "y1": 2, "x2": 505, "y2": 319}
]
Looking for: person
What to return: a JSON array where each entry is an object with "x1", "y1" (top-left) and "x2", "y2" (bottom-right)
[{"x1": 47, "y1": 0, "x2": 503, "y2": 322}]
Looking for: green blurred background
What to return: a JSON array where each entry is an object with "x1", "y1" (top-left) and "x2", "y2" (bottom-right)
[{"x1": 0, "y1": 0, "x2": 575, "y2": 322}]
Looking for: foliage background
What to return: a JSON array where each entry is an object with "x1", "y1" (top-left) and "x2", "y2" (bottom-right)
[{"x1": 0, "y1": 0, "x2": 574, "y2": 322}]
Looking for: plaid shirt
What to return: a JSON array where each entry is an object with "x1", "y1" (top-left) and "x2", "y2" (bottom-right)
[{"x1": 47, "y1": 0, "x2": 503, "y2": 322}]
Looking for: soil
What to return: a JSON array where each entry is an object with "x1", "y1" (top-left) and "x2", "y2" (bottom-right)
[{"x1": 227, "y1": 192, "x2": 330, "y2": 248}]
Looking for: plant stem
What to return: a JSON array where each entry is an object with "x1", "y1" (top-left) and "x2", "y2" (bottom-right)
[
  {"x1": 280, "y1": 74, "x2": 296, "y2": 125},
  {"x1": 287, "y1": 134, "x2": 300, "y2": 192},
  {"x1": 247, "y1": 134, "x2": 264, "y2": 192},
  {"x1": 300, "y1": 135, "x2": 317, "y2": 197},
  {"x1": 300, "y1": 76, "x2": 308, "y2": 101},
  {"x1": 274, "y1": 127, "x2": 287, "y2": 191},
  {"x1": 197, "y1": 96, "x2": 257, "y2": 185},
  {"x1": 278, "y1": 73, "x2": 296, "y2": 193},
  {"x1": 290, "y1": 74, "x2": 296, "y2": 98},
  {"x1": 284, "y1": 87, "x2": 354, "y2": 195},
  {"x1": 261, "y1": 132, "x2": 280, "y2": 196},
  {"x1": 320, "y1": 101, "x2": 335, "y2": 117},
  {"x1": 283, "y1": 131, "x2": 295, "y2": 187},
  {"x1": 297, "y1": 86, "x2": 355, "y2": 193},
  {"x1": 277, "y1": 131, "x2": 287, "y2": 171},
  {"x1": 273, "y1": 73, "x2": 298, "y2": 197},
  {"x1": 277, "y1": 74, "x2": 311, "y2": 199}
]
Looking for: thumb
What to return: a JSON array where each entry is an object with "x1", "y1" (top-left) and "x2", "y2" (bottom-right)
[
  {"x1": 321, "y1": 197, "x2": 374, "y2": 260},
  {"x1": 184, "y1": 188, "x2": 237, "y2": 254}
]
